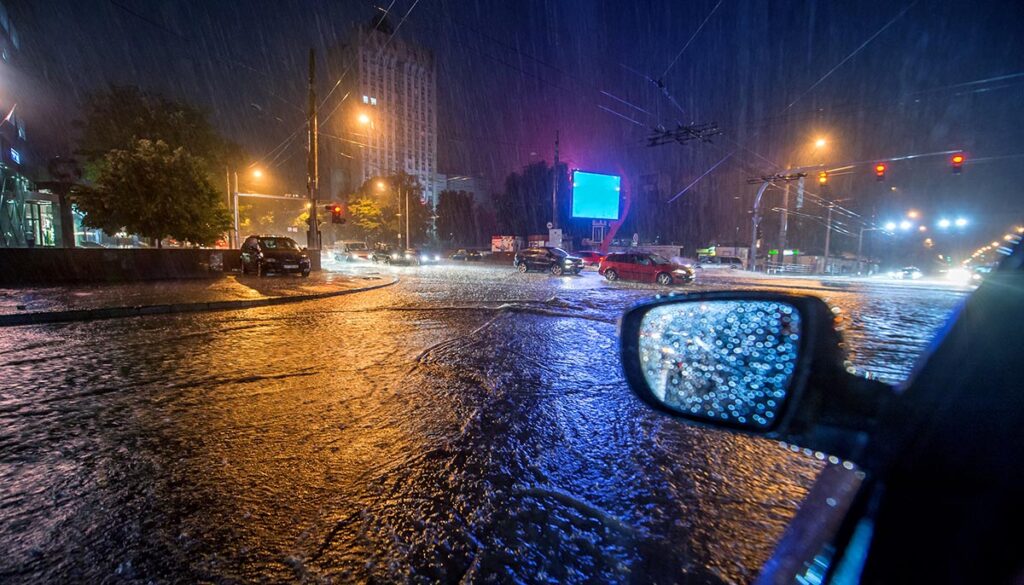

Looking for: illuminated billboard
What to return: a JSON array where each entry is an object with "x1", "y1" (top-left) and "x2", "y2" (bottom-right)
[{"x1": 571, "y1": 171, "x2": 621, "y2": 220}]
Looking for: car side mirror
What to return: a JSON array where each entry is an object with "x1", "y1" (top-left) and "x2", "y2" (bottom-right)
[{"x1": 620, "y1": 291, "x2": 895, "y2": 466}]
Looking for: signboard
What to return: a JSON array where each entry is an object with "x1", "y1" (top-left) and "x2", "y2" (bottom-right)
[
  {"x1": 571, "y1": 170, "x2": 621, "y2": 220},
  {"x1": 548, "y1": 228, "x2": 563, "y2": 249},
  {"x1": 491, "y1": 235, "x2": 517, "y2": 252}
]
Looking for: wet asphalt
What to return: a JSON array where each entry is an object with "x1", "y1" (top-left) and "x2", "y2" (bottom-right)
[{"x1": 0, "y1": 262, "x2": 968, "y2": 583}]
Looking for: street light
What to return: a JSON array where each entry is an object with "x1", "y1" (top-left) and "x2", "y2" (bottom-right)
[
  {"x1": 955, "y1": 217, "x2": 968, "y2": 228},
  {"x1": 907, "y1": 210, "x2": 920, "y2": 219},
  {"x1": 937, "y1": 218, "x2": 951, "y2": 229},
  {"x1": 252, "y1": 168, "x2": 263, "y2": 179},
  {"x1": 814, "y1": 137, "x2": 827, "y2": 149},
  {"x1": 884, "y1": 222, "x2": 897, "y2": 231},
  {"x1": 357, "y1": 112, "x2": 372, "y2": 126},
  {"x1": 900, "y1": 220, "x2": 913, "y2": 231}
]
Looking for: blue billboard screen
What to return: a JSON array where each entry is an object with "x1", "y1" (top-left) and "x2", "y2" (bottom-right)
[{"x1": 571, "y1": 171, "x2": 621, "y2": 220}]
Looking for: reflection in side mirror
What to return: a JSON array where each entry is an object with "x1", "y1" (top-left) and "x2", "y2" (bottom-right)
[{"x1": 638, "y1": 300, "x2": 801, "y2": 429}]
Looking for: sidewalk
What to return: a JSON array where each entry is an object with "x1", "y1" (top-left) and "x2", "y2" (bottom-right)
[{"x1": 0, "y1": 271, "x2": 395, "y2": 325}]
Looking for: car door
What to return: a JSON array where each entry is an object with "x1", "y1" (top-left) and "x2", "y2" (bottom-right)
[
  {"x1": 634, "y1": 254, "x2": 656, "y2": 282},
  {"x1": 241, "y1": 237, "x2": 257, "y2": 268}
]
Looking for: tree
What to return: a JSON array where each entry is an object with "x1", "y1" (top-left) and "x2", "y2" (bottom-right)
[
  {"x1": 76, "y1": 85, "x2": 238, "y2": 178},
  {"x1": 436, "y1": 190, "x2": 475, "y2": 245},
  {"x1": 347, "y1": 196, "x2": 385, "y2": 241},
  {"x1": 355, "y1": 173, "x2": 432, "y2": 246},
  {"x1": 74, "y1": 140, "x2": 230, "y2": 247}
]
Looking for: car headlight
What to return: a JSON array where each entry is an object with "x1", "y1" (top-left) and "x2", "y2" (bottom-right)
[
  {"x1": 564, "y1": 259, "x2": 572, "y2": 265},
  {"x1": 405, "y1": 253, "x2": 412, "y2": 259},
  {"x1": 391, "y1": 253, "x2": 399, "y2": 259},
  {"x1": 434, "y1": 255, "x2": 440, "y2": 261}
]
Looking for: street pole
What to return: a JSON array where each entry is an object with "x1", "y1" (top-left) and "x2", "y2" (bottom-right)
[
  {"x1": 857, "y1": 226, "x2": 866, "y2": 275},
  {"x1": 306, "y1": 48, "x2": 320, "y2": 252},
  {"x1": 225, "y1": 168, "x2": 233, "y2": 248},
  {"x1": 233, "y1": 171, "x2": 240, "y2": 248},
  {"x1": 823, "y1": 203, "x2": 834, "y2": 274},
  {"x1": 749, "y1": 180, "x2": 771, "y2": 272},
  {"x1": 779, "y1": 179, "x2": 790, "y2": 264},
  {"x1": 551, "y1": 130, "x2": 559, "y2": 230},
  {"x1": 405, "y1": 187, "x2": 410, "y2": 248}
]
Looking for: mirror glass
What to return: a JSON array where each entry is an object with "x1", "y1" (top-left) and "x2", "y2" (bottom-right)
[{"x1": 638, "y1": 300, "x2": 802, "y2": 428}]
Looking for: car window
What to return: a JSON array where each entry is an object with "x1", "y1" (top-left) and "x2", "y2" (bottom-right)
[
  {"x1": 259, "y1": 238, "x2": 299, "y2": 250},
  {"x1": 637, "y1": 256, "x2": 652, "y2": 266}
]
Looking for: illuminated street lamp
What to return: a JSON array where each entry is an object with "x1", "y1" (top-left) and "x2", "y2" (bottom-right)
[
  {"x1": 899, "y1": 220, "x2": 913, "y2": 231},
  {"x1": 357, "y1": 112, "x2": 372, "y2": 126},
  {"x1": 252, "y1": 168, "x2": 263, "y2": 179},
  {"x1": 918, "y1": 225, "x2": 927, "y2": 232},
  {"x1": 814, "y1": 137, "x2": 827, "y2": 149},
  {"x1": 884, "y1": 222, "x2": 897, "y2": 231},
  {"x1": 907, "y1": 210, "x2": 920, "y2": 219},
  {"x1": 937, "y1": 218, "x2": 951, "y2": 229},
  {"x1": 955, "y1": 217, "x2": 968, "y2": 228}
]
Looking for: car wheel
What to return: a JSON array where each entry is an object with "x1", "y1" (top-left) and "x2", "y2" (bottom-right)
[
  {"x1": 517, "y1": 262, "x2": 528, "y2": 273},
  {"x1": 551, "y1": 264, "x2": 564, "y2": 276},
  {"x1": 657, "y1": 272, "x2": 673, "y2": 285},
  {"x1": 301, "y1": 270, "x2": 310, "y2": 278},
  {"x1": 605, "y1": 269, "x2": 618, "y2": 281}
]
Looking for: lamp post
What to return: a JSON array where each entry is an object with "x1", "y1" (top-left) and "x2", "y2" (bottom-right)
[{"x1": 226, "y1": 166, "x2": 264, "y2": 248}]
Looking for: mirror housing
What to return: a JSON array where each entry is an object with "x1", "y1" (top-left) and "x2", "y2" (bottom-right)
[{"x1": 620, "y1": 291, "x2": 895, "y2": 466}]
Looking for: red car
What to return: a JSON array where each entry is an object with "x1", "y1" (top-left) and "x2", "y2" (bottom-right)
[
  {"x1": 599, "y1": 252, "x2": 695, "y2": 285},
  {"x1": 575, "y1": 250, "x2": 604, "y2": 267}
]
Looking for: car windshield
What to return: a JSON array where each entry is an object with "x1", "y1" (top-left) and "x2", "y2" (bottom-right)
[
  {"x1": 6, "y1": 2, "x2": 1017, "y2": 583},
  {"x1": 259, "y1": 238, "x2": 299, "y2": 250}
]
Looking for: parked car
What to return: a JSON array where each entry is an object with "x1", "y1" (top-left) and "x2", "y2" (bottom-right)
[
  {"x1": 618, "y1": 241, "x2": 1024, "y2": 584},
  {"x1": 240, "y1": 235, "x2": 311, "y2": 277},
  {"x1": 599, "y1": 252, "x2": 694, "y2": 285},
  {"x1": 77, "y1": 241, "x2": 106, "y2": 248},
  {"x1": 513, "y1": 247, "x2": 583, "y2": 275},
  {"x1": 334, "y1": 240, "x2": 371, "y2": 262},
  {"x1": 575, "y1": 250, "x2": 605, "y2": 267}
]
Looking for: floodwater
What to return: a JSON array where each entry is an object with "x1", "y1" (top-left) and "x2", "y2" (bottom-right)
[{"x1": 0, "y1": 264, "x2": 967, "y2": 583}]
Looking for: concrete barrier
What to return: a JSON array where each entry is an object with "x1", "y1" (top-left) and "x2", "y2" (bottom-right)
[{"x1": 0, "y1": 248, "x2": 245, "y2": 285}]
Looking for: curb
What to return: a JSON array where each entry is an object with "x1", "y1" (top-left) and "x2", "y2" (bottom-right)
[{"x1": 0, "y1": 277, "x2": 399, "y2": 327}]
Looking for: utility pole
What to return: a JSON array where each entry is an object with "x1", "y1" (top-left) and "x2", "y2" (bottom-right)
[
  {"x1": 225, "y1": 168, "x2": 233, "y2": 248},
  {"x1": 232, "y1": 171, "x2": 240, "y2": 248},
  {"x1": 746, "y1": 172, "x2": 805, "y2": 273},
  {"x1": 551, "y1": 130, "x2": 559, "y2": 230},
  {"x1": 405, "y1": 186, "x2": 410, "y2": 249},
  {"x1": 306, "y1": 48, "x2": 320, "y2": 252},
  {"x1": 823, "y1": 203, "x2": 834, "y2": 274},
  {"x1": 778, "y1": 179, "x2": 790, "y2": 263}
]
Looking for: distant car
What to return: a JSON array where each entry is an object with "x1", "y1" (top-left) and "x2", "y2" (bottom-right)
[
  {"x1": 334, "y1": 241, "x2": 371, "y2": 262},
  {"x1": 240, "y1": 235, "x2": 311, "y2": 277},
  {"x1": 513, "y1": 247, "x2": 583, "y2": 275},
  {"x1": 415, "y1": 249, "x2": 442, "y2": 264},
  {"x1": 599, "y1": 252, "x2": 694, "y2": 285},
  {"x1": 893, "y1": 266, "x2": 923, "y2": 280},
  {"x1": 450, "y1": 249, "x2": 483, "y2": 261},
  {"x1": 575, "y1": 250, "x2": 604, "y2": 267},
  {"x1": 386, "y1": 249, "x2": 420, "y2": 266}
]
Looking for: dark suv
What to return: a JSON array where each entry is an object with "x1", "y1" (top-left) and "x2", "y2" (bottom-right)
[
  {"x1": 240, "y1": 235, "x2": 311, "y2": 277},
  {"x1": 513, "y1": 247, "x2": 583, "y2": 275}
]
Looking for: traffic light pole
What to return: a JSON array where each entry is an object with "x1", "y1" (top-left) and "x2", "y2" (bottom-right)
[{"x1": 306, "y1": 49, "x2": 320, "y2": 253}]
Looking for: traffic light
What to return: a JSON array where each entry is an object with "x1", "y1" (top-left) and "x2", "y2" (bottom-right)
[
  {"x1": 326, "y1": 203, "x2": 345, "y2": 224},
  {"x1": 817, "y1": 170, "x2": 828, "y2": 185},
  {"x1": 951, "y1": 153, "x2": 965, "y2": 174},
  {"x1": 874, "y1": 162, "x2": 887, "y2": 181}
]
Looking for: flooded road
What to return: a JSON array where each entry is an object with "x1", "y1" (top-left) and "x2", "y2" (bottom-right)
[{"x1": 0, "y1": 265, "x2": 967, "y2": 583}]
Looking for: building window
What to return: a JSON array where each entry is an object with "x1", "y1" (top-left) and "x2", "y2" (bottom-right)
[
  {"x1": 10, "y1": 147, "x2": 21, "y2": 164},
  {"x1": 17, "y1": 120, "x2": 25, "y2": 140},
  {"x1": 362, "y1": 95, "x2": 369, "y2": 104}
]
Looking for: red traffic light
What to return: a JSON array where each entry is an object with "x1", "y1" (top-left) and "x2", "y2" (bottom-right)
[
  {"x1": 951, "y1": 153, "x2": 965, "y2": 174},
  {"x1": 332, "y1": 205, "x2": 342, "y2": 213},
  {"x1": 874, "y1": 163, "x2": 887, "y2": 181}
]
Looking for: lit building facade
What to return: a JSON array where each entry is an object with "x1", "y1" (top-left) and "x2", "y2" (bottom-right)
[{"x1": 327, "y1": 20, "x2": 438, "y2": 209}]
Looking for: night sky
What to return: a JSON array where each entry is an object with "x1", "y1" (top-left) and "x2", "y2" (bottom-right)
[{"x1": 12, "y1": 0, "x2": 1024, "y2": 249}]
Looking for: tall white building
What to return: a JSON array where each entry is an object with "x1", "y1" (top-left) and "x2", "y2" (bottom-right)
[{"x1": 328, "y1": 19, "x2": 438, "y2": 208}]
